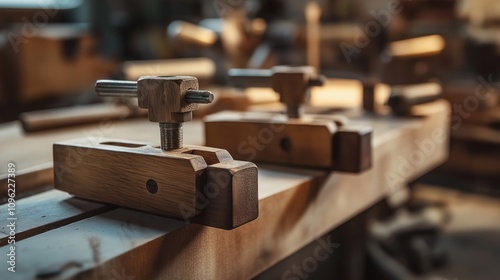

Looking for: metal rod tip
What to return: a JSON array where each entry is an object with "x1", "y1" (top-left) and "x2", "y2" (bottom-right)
[{"x1": 185, "y1": 90, "x2": 214, "y2": 104}]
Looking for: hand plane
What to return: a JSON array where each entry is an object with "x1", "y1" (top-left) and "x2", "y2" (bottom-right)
[
  {"x1": 205, "y1": 66, "x2": 372, "y2": 172},
  {"x1": 53, "y1": 76, "x2": 258, "y2": 230}
]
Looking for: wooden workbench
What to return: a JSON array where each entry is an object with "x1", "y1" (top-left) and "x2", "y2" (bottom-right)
[{"x1": 0, "y1": 100, "x2": 449, "y2": 279}]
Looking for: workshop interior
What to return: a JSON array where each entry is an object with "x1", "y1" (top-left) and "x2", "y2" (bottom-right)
[{"x1": 1, "y1": 0, "x2": 499, "y2": 279}]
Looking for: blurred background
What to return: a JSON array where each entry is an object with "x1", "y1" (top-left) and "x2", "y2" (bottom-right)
[{"x1": 1, "y1": 0, "x2": 500, "y2": 279}]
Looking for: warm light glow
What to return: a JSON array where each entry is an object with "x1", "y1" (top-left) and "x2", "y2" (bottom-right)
[
  {"x1": 245, "y1": 88, "x2": 279, "y2": 104},
  {"x1": 167, "y1": 21, "x2": 218, "y2": 47},
  {"x1": 239, "y1": 78, "x2": 393, "y2": 110},
  {"x1": 123, "y1": 58, "x2": 216, "y2": 80},
  {"x1": 310, "y1": 79, "x2": 391, "y2": 109},
  {"x1": 393, "y1": 83, "x2": 442, "y2": 98},
  {"x1": 311, "y1": 79, "x2": 362, "y2": 108},
  {"x1": 375, "y1": 83, "x2": 391, "y2": 106},
  {"x1": 389, "y1": 35, "x2": 445, "y2": 57},
  {"x1": 306, "y1": 1, "x2": 322, "y2": 22},
  {"x1": 251, "y1": 18, "x2": 267, "y2": 36}
]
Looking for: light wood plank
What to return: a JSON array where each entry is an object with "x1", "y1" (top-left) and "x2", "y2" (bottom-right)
[{"x1": 0, "y1": 189, "x2": 113, "y2": 246}]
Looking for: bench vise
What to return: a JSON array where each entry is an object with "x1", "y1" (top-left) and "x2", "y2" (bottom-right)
[
  {"x1": 205, "y1": 66, "x2": 372, "y2": 172},
  {"x1": 53, "y1": 76, "x2": 258, "y2": 230}
]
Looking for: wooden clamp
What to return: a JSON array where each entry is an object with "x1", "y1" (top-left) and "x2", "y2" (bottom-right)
[
  {"x1": 53, "y1": 76, "x2": 258, "y2": 230},
  {"x1": 205, "y1": 66, "x2": 372, "y2": 172},
  {"x1": 359, "y1": 78, "x2": 443, "y2": 116},
  {"x1": 388, "y1": 83, "x2": 442, "y2": 116}
]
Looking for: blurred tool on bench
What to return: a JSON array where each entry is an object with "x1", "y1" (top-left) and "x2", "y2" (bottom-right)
[{"x1": 206, "y1": 65, "x2": 372, "y2": 173}]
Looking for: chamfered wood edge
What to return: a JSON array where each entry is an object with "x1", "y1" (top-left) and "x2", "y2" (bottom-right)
[{"x1": 190, "y1": 161, "x2": 259, "y2": 230}]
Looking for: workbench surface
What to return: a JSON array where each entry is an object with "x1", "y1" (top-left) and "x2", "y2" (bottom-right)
[{"x1": 0, "y1": 101, "x2": 449, "y2": 279}]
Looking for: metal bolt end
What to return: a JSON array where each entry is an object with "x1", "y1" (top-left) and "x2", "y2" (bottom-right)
[
  {"x1": 308, "y1": 75, "x2": 326, "y2": 87},
  {"x1": 159, "y1": 123, "x2": 183, "y2": 151},
  {"x1": 185, "y1": 90, "x2": 214, "y2": 104}
]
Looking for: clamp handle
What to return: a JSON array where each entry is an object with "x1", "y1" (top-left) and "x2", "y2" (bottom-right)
[
  {"x1": 95, "y1": 76, "x2": 214, "y2": 150},
  {"x1": 228, "y1": 66, "x2": 325, "y2": 118},
  {"x1": 95, "y1": 79, "x2": 213, "y2": 104}
]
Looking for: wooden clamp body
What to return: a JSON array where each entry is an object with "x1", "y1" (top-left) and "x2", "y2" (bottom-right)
[
  {"x1": 205, "y1": 111, "x2": 372, "y2": 172},
  {"x1": 208, "y1": 66, "x2": 372, "y2": 173},
  {"x1": 53, "y1": 139, "x2": 258, "y2": 230}
]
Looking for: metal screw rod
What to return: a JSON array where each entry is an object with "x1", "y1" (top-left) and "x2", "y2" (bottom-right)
[
  {"x1": 159, "y1": 123, "x2": 182, "y2": 151},
  {"x1": 227, "y1": 69, "x2": 326, "y2": 89},
  {"x1": 227, "y1": 69, "x2": 273, "y2": 88}
]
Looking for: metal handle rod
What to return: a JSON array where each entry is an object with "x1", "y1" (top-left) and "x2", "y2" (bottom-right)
[
  {"x1": 227, "y1": 69, "x2": 273, "y2": 88},
  {"x1": 388, "y1": 83, "x2": 442, "y2": 115},
  {"x1": 95, "y1": 80, "x2": 138, "y2": 97},
  {"x1": 227, "y1": 69, "x2": 326, "y2": 88},
  {"x1": 95, "y1": 80, "x2": 214, "y2": 104}
]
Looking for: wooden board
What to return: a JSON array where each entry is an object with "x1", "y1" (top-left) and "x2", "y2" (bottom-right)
[
  {"x1": 0, "y1": 100, "x2": 450, "y2": 279},
  {"x1": 0, "y1": 189, "x2": 113, "y2": 246}
]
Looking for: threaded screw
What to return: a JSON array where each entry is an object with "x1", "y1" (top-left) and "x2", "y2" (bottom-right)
[{"x1": 159, "y1": 123, "x2": 183, "y2": 151}]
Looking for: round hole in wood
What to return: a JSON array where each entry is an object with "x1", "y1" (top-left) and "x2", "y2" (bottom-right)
[
  {"x1": 146, "y1": 179, "x2": 158, "y2": 194},
  {"x1": 280, "y1": 137, "x2": 292, "y2": 152}
]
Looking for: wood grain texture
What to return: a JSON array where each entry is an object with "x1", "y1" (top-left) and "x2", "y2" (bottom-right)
[
  {"x1": 333, "y1": 126, "x2": 372, "y2": 172},
  {"x1": 0, "y1": 168, "x2": 317, "y2": 280},
  {"x1": 192, "y1": 160, "x2": 258, "y2": 229},
  {"x1": 54, "y1": 139, "x2": 209, "y2": 218},
  {"x1": 0, "y1": 190, "x2": 113, "y2": 246},
  {"x1": 205, "y1": 111, "x2": 373, "y2": 172},
  {"x1": 0, "y1": 208, "x2": 187, "y2": 280},
  {"x1": 205, "y1": 111, "x2": 337, "y2": 168},
  {"x1": 53, "y1": 140, "x2": 258, "y2": 229},
  {"x1": 0, "y1": 162, "x2": 53, "y2": 202},
  {"x1": 137, "y1": 76, "x2": 199, "y2": 123}
]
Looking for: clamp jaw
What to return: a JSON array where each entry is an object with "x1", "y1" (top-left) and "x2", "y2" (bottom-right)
[
  {"x1": 53, "y1": 76, "x2": 259, "y2": 230},
  {"x1": 205, "y1": 66, "x2": 372, "y2": 173}
]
